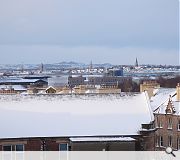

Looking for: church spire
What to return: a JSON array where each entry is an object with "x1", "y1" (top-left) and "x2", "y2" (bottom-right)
[
  {"x1": 90, "y1": 60, "x2": 93, "y2": 70},
  {"x1": 40, "y1": 63, "x2": 44, "y2": 73},
  {"x1": 135, "y1": 57, "x2": 138, "y2": 67}
]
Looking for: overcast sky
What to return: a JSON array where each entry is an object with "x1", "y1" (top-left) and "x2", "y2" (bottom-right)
[{"x1": 0, "y1": 0, "x2": 179, "y2": 65}]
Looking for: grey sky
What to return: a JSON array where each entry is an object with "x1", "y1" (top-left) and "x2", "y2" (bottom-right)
[{"x1": 0, "y1": 0, "x2": 179, "y2": 65}]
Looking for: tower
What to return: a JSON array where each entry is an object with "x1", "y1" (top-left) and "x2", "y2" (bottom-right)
[
  {"x1": 21, "y1": 63, "x2": 24, "y2": 73},
  {"x1": 89, "y1": 61, "x2": 93, "y2": 73},
  {"x1": 40, "y1": 63, "x2": 44, "y2": 73},
  {"x1": 90, "y1": 61, "x2": 93, "y2": 70},
  {"x1": 135, "y1": 57, "x2": 138, "y2": 67}
]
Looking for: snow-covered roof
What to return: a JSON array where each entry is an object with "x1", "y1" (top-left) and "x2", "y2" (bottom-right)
[
  {"x1": 153, "y1": 95, "x2": 180, "y2": 115},
  {"x1": 0, "y1": 93, "x2": 153, "y2": 139},
  {"x1": 70, "y1": 137, "x2": 135, "y2": 142},
  {"x1": 0, "y1": 78, "x2": 47, "y2": 83},
  {"x1": 0, "y1": 85, "x2": 27, "y2": 91},
  {"x1": 85, "y1": 89, "x2": 97, "y2": 94},
  {"x1": 150, "y1": 88, "x2": 176, "y2": 111},
  {"x1": 150, "y1": 88, "x2": 179, "y2": 115},
  {"x1": 45, "y1": 86, "x2": 56, "y2": 91}
]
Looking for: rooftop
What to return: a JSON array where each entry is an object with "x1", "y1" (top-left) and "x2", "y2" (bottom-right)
[
  {"x1": 69, "y1": 137, "x2": 135, "y2": 142},
  {"x1": 0, "y1": 93, "x2": 153, "y2": 139},
  {"x1": 153, "y1": 95, "x2": 180, "y2": 115},
  {"x1": 150, "y1": 88, "x2": 179, "y2": 115},
  {"x1": 150, "y1": 88, "x2": 176, "y2": 111},
  {"x1": 0, "y1": 78, "x2": 47, "y2": 83},
  {"x1": 0, "y1": 85, "x2": 27, "y2": 91}
]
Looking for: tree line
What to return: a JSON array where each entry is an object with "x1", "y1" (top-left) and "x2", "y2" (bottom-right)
[{"x1": 119, "y1": 76, "x2": 180, "y2": 92}]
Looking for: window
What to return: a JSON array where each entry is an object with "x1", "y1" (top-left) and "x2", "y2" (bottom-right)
[
  {"x1": 159, "y1": 120, "x2": 163, "y2": 128},
  {"x1": 156, "y1": 117, "x2": 163, "y2": 128},
  {"x1": 178, "y1": 138, "x2": 180, "y2": 150},
  {"x1": 156, "y1": 117, "x2": 159, "y2": 128},
  {"x1": 178, "y1": 120, "x2": 180, "y2": 130},
  {"x1": 160, "y1": 136, "x2": 163, "y2": 147},
  {"x1": 156, "y1": 136, "x2": 159, "y2": 147},
  {"x1": 3, "y1": 145, "x2": 12, "y2": 151},
  {"x1": 59, "y1": 143, "x2": 68, "y2": 151},
  {"x1": 2, "y1": 144, "x2": 24, "y2": 151},
  {"x1": 168, "y1": 136, "x2": 172, "y2": 147},
  {"x1": 168, "y1": 118, "x2": 172, "y2": 129},
  {"x1": 156, "y1": 136, "x2": 163, "y2": 147},
  {"x1": 59, "y1": 144, "x2": 69, "y2": 160},
  {"x1": 15, "y1": 144, "x2": 24, "y2": 151}
]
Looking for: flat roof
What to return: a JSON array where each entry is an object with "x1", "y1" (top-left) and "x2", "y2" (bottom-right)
[
  {"x1": 0, "y1": 93, "x2": 153, "y2": 139},
  {"x1": 0, "y1": 78, "x2": 47, "y2": 83},
  {"x1": 70, "y1": 137, "x2": 136, "y2": 142}
]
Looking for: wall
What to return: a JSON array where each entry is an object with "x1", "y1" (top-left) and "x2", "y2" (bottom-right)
[
  {"x1": 154, "y1": 114, "x2": 180, "y2": 151},
  {"x1": 71, "y1": 141, "x2": 136, "y2": 151},
  {"x1": 0, "y1": 138, "x2": 137, "y2": 151}
]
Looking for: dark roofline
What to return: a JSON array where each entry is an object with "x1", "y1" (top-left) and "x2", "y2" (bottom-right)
[
  {"x1": 0, "y1": 134, "x2": 141, "y2": 141},
  {"x1": 23, "y1": 76, "x2": 51, "y2": 79}
]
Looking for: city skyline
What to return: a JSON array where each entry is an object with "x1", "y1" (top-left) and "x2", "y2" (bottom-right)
[{"x1": 0, "y1": 0, "x2": 179, "y2": 65}]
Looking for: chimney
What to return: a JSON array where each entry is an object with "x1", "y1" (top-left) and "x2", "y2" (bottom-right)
[{"x1": 177, "y1": 83, "x2": 180, "y2": 101}]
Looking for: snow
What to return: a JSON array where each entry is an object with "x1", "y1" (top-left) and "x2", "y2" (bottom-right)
[
  {"x1": 0, "y1": 85, "x2": 27, "y2": 91},
  {"x1": 150, "y1": 88, "x2": 180, "y2": 115},
  {"x1": 85, "y1": 90, "x2": 96, "y2": 94},
  {"x1": 69, "y1": 137, "x2": 135, "y2": 142},
  {"x1": 0, "y1": 78, "x2": 47, "y2": 84},
  {"x1": 0, "y1": 93, "x2": 153, "y2": 139},
  {"x1": 150, "y1": 88, "x2": 176, "y2": 111},
  {"x1": 153, "y1": 95, "x2": 180, "y2": 115},
  {"x1": 46, "y1": 86, "x2": 56, "y2": 91}
]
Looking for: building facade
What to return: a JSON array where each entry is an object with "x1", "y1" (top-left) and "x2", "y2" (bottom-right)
[
  {"x1": 0, "y1": 136, "x2": 138, "y2": 151},
  {"x1": 141, "y1": 83, "x2": 180, "y2": 151},
  {"x1": 140, "y1": 80, "x2": 160, "y2": 98}
]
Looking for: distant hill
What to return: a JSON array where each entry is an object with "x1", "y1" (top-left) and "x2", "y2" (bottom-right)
[
  {"x1": 0, "y1": 62, "x2": 114, "y2": 70},
  {"x1": 45, "y1": 61, "x2": 114, "y2": 69}
]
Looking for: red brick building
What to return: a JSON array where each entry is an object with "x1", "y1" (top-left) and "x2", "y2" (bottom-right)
[
  {"x1": 141, "y1": 84, "x2": 180, "y2": 151},
  {"x1": 0, "y1": 136, "x2": 138, "y2": 151}
]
